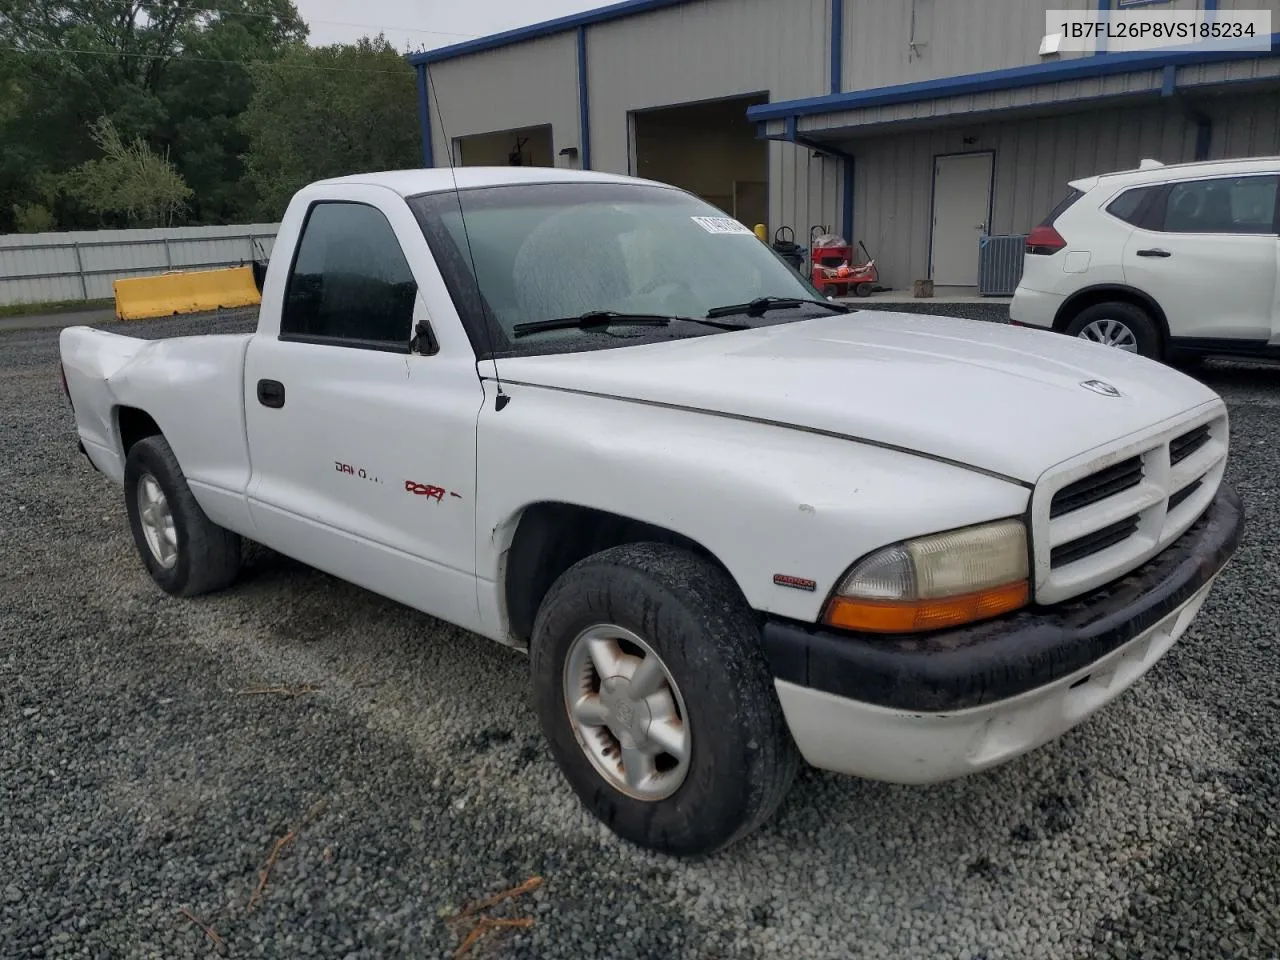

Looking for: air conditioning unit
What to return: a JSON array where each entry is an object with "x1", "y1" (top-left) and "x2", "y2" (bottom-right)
[{"x1": 978, "y1": 234, "x2": 1028, "y2": 296}]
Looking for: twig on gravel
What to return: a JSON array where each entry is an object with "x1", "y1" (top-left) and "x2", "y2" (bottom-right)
[
  {"x1": 445, "y1": 875, "x2": 543, "y2": 925},
  {"x1": 452, "y1": 917, "x2": 535, "y2": 959},
  {"x1": 247, "y1": 831, "x2": 296, "y2": 911},
  {"x1": 178, "y1": 907, "x2": 225, "y2": 951},
  {"x1": 235, "y1": 683, "x2": 320, "y2": 697},
  {"x1": 445, "y1": 876, "x2": 543, "y2": 959},
  {"x1": 246, "y1": 799, "x2": 327, "y2": 911}
]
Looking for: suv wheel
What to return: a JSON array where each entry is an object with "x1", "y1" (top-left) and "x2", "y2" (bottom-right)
[{"x1": 1064, "y1": 301, "x2": 1162, "y2": 360}]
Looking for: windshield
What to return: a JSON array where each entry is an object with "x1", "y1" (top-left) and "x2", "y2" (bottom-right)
[{"x1": 408, "y1": 180, "x2": 829, "y2": 358}]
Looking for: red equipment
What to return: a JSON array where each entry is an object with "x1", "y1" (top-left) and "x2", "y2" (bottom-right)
[{"x1": 808, "y1": 227, "x2": 879, "y2": 298}]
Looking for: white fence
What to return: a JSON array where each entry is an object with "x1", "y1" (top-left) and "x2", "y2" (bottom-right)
[{"x1": 0, "y1": 223, "x2": 282, "y2": 307}]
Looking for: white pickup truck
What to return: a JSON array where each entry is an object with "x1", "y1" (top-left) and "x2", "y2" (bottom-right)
[{"x1": 58, "y1": 167, "x2": 1243, "y2": 857}]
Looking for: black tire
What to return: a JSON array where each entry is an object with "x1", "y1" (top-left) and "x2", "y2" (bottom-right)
[
  {"x1": 1063, "y1": 301, "x2": 1163, "y2": 360},
  {"x1": 123, "y1": 434, "x2": 242, "y2": 597},
  {"x1": 855, "y1": 282, "x2": 873, "y2": 298},
  {"x1": 529, "y1": 542, "x2": 800, "y2": 858}
]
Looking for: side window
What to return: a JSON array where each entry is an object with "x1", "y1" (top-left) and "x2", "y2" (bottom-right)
[
  {"x1": 1105, "y1": 186, "x2": 1156, "y2": 226},
  {"x1": 281, "y1": 202, "x2": 419, "y2": 347},
  {"x1": 1158, "y1": 175, "x2": 1279, "y2": 235}
]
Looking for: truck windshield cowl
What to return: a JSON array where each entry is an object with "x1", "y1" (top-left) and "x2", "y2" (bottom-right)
[{"x1": 407, "y1": 181, "x2": 832, "y2": 359}]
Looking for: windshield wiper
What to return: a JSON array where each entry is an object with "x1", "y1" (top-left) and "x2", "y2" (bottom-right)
[
  {"x1": 513, "y1": 311, "x2": 672, "y2": 337},
  {"x1": 705, "y1": 296, "x2": 852, "y2": 320},
  {"x1": 513, "y1": 310, "x2": 749, "y2": 338}
]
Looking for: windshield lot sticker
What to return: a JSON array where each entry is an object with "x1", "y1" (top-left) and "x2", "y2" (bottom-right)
[{"x1": 691, "y1": 216, "x2": 756, "y2": 236}]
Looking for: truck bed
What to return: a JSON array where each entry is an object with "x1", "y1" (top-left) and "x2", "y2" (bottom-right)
[{"x1": 59, "y1": 319, "x2": 258, "y2": 537}]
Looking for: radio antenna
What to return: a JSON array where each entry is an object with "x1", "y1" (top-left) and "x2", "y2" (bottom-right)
[{"x1": 424, "y1": 65, "x2": 509, "y2": 410}]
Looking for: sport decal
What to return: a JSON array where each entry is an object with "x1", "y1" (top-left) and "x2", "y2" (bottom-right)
[
  {"x1": 690, "y1": 216, "x2": 756, "y2": 236},
  {"x1": 405, "y1": 480, "x2": 463, "y2": 503}
]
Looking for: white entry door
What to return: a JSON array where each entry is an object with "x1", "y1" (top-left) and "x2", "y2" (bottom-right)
[{"x1": 931, "y1": 152, "x2": 994, "y2": 286}]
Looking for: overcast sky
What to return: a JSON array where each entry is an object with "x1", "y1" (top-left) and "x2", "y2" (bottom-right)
[{"x1": 292, "y1": 0, "x2": 601, "y2": 53}]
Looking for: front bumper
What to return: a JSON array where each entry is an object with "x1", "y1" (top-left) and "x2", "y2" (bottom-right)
[{"x1": 762, "y1": 484, "x2": 1244, "y2": 783}]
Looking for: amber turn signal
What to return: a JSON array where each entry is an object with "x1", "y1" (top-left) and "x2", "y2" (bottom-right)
[{"x1": 823, "y1": 580, "x2": 1030, "y2": 633}]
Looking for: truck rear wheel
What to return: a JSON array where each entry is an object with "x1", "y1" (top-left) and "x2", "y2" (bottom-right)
[
  {"x1": 529, "y1": 542, "x2": 799, "y2": 857},
  {"x1": 123, "y1": 434, "x2": 242, "y2": 597}
]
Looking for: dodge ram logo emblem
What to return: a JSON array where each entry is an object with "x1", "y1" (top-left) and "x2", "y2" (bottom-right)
[{"x1": 1080, "y1": 379, "x2": 1122, "y2": 398}]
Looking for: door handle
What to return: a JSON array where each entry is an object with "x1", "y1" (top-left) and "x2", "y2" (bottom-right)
[
  {"x1": 256, "y1": 379, "x2": 285, "y2": 408},
  {"x1": 1136, "y1": 248, "x2": 1172, "y2": 258}
]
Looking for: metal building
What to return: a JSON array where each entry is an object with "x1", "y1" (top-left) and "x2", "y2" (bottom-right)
[{"x1": 410, "y1": 0, "x2": 1280, "y2": 292}]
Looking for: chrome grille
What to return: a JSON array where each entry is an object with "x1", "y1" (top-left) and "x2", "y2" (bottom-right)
[{"x1": 1032, "y1": 409, "x2": 1229, "y2": 604}]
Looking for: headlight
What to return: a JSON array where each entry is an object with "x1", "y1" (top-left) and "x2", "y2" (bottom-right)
[{"x1": 822, "y1": 519, "x2": 1030, "y2": 633}]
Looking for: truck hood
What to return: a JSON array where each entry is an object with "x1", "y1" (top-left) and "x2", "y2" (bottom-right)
[{"x1": 495, "y1": 311, "x2": 1222, "y2": 484}]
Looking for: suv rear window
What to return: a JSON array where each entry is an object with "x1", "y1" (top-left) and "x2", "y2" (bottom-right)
[{"x1": 1039, "y1": 188, "x2": 1084, "y2": 226}]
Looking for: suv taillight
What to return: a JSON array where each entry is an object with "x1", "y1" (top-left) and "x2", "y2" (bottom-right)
[{"x1": 1025, "y1": 225, "x2": 1067, "y2": 256}]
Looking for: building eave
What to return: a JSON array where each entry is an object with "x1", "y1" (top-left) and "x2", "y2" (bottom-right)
[
  {"x1": 746, "y1": 34, "x2": 1280, "y2": 125},
  {"x1": 406, "y1": 0, "x2": 696, "y2": 66}
]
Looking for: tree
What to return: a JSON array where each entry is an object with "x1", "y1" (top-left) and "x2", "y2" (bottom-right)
[
  {"x1": 61, "y1": 115, "x2": 193, "y2": 227},
  {"x1": 0, "y1": 0, "x2": 306, "y2": 230},
  {"x1": 241, "y1": 35, "x2": 421, "y2": 220}
]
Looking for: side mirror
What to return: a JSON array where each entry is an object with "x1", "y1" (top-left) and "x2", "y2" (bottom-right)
[
  {"x1": 250, "y1": 237, "x2": 269, "y2": 294},
  {"x1": 411, "y1": 320, "x2": 440, "y2": 356}
]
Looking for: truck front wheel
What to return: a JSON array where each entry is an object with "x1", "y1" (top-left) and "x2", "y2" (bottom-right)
[
  {"x1": 529, "y1": 542, "x2": 799, "y2": 857},
  {"x1": 123, "y1": 434, "x2": 242, "y2": 597}
]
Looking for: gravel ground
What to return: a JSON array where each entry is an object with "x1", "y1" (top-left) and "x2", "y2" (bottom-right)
[{"x1": 2, "y1": 307, "x2": 1277, "y2": 960}]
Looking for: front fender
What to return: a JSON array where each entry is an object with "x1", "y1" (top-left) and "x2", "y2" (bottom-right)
[{"x1": 476, "y1": 383, "x2": 1030, "y2": 625}]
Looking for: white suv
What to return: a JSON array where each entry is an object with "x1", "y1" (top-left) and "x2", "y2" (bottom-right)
[{"x1": 1010, "y1": 156, "x2": 1280, "y2": 364}]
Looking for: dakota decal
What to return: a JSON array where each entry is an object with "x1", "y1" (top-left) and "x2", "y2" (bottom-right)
[{"x1": 335, "y1": 461, "x2": 381, "y2": 484}]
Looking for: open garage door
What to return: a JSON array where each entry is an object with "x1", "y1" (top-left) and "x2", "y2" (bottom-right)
[
  {"x1": 455, "y1": 124, "x2": 555, "y2": 168},
  {"x1": 630, "y1": 94, "x2": 769, "y2": 230}
]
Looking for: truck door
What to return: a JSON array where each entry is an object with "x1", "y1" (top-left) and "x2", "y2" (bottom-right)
[{"x1": 242, "y1": 193, "x2": 486, "y2": 633}]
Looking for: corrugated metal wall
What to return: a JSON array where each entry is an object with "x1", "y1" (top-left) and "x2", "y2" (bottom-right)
[
  {"x1": 584, "y1": 0, "x2": 840, "y2": 237},
  {"x1": 839, "y1": 0, "x2": 1099, "y2": 92},
  {"x1": 426, "y1": 32, "x2": 579, "y2": 166},
  {"x1": 1207, "y1": 91, "x2": 1280, "y2": 157},
  {"x1": 0, "y1": 224, "x2": 279, "y2": 307},
  {"x1": 847, "y1": 92, "x2": 1280, "y2": 291}
]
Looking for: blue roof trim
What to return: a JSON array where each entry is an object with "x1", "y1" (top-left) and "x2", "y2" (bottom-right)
[
  {"x1": 746, "y1": 34, "x2": 1280, "y2": 123},
  {"x1": 407, "y1": 0, "x2": 695, "y2": 65}
]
